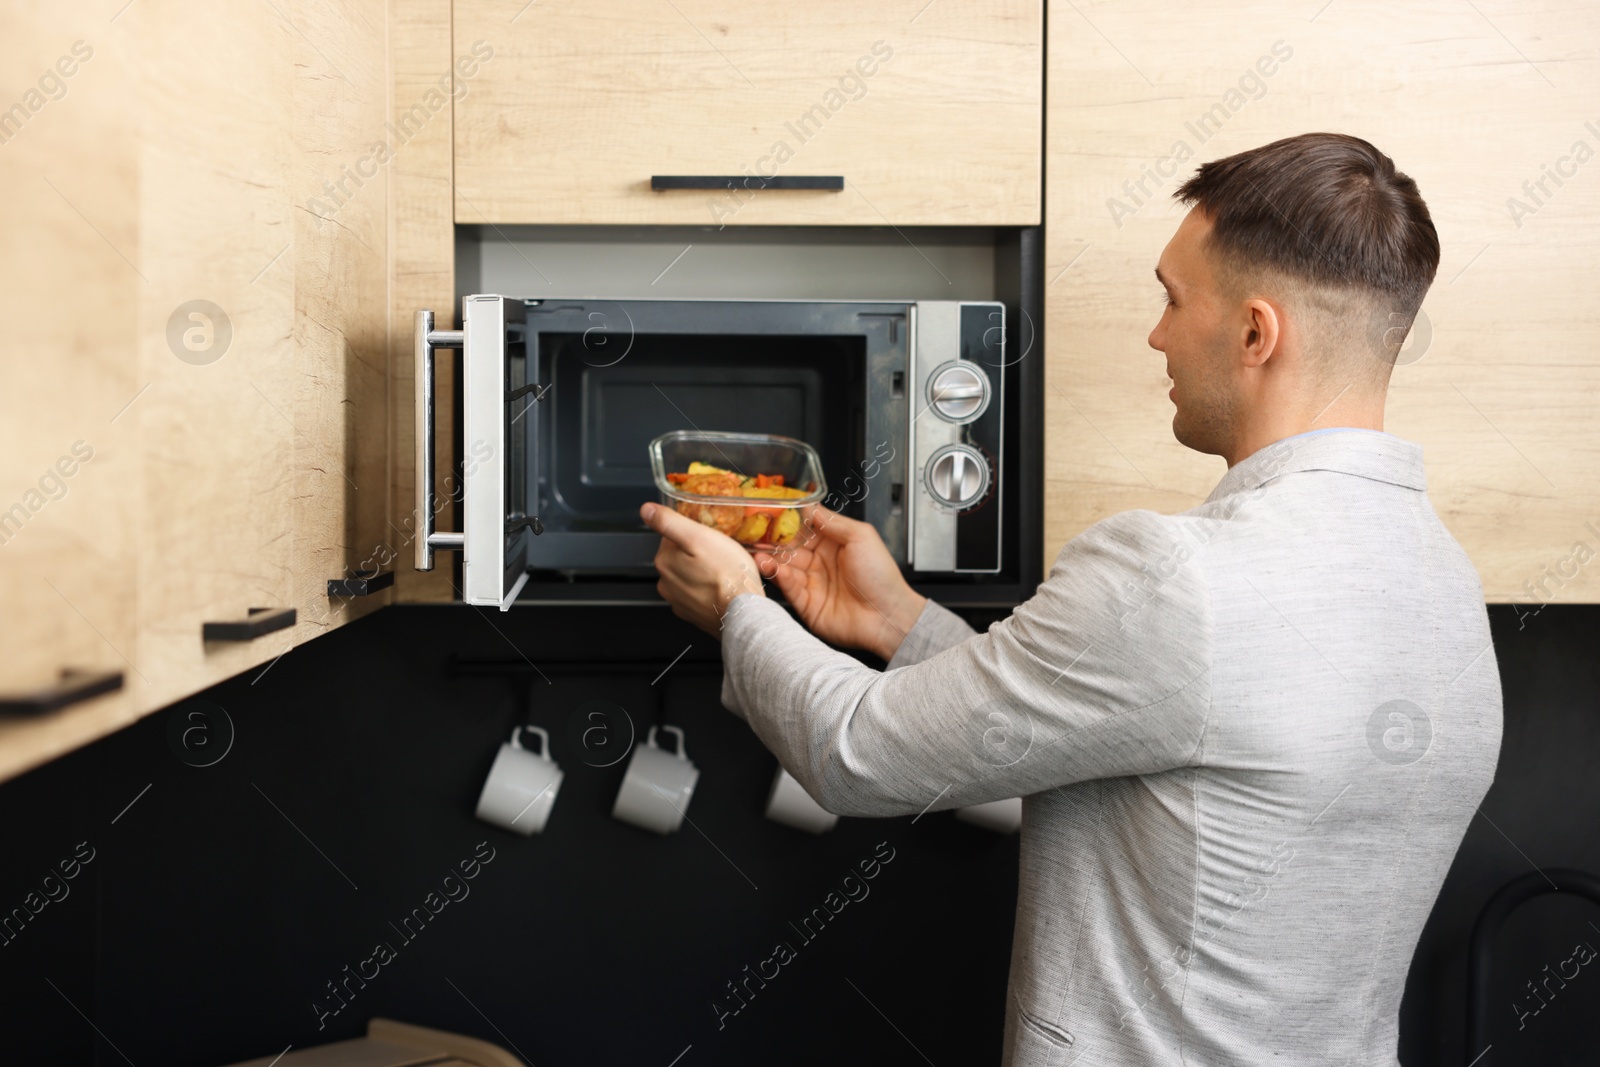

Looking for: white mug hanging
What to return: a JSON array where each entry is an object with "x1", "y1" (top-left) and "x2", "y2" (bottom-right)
[
  {"x1": 612, "y1": 725, "x2": 699, "y2": 834},
  {"x1": 764, "y1": 767, "x2": 838, "y2": 834},
  {"x1": 475, "y1": 725, "x2": 563, "y2": 835}
]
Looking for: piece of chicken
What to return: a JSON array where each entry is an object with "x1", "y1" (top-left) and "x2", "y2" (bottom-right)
[{"x1": 672, "y1": 468, "x2": 745, "y2": 535}]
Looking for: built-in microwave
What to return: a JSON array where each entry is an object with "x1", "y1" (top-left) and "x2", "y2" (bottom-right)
[{"x1": 413, "y1": 223, "x2": 1044, "y2": 612}]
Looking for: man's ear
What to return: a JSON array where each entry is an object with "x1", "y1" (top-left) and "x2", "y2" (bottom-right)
[{"x1": 1240, "y1": 298, "x2": 1281, "y2": 369}]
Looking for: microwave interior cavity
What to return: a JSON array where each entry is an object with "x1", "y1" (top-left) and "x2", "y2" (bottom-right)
[{"x1": 516, "y1": 300, "x2": 895, "y2": 575}]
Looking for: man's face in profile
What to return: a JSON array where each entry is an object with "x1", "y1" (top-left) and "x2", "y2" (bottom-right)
[{"x1": 1148, "y1": 209, "x2": 1241, "y2": 457}]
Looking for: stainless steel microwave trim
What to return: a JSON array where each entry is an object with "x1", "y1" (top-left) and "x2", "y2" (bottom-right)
[
  {"x1": 414, "y1": 310, "x2": 463, "y2": 573},
  {"x1": 908, "y1": 303, "x2": 952, "y2": 570},
  {"x1": 907, "y1": 301, "x2": 1003, "y2": 574}
]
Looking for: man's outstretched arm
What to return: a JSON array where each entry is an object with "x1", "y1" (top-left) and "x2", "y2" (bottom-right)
[{"x1": 718, "y1": 509, "x2": 1215, "y2": 818}]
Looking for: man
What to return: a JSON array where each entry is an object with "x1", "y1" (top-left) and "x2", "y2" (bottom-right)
[{"x1": 641, "y1": 133, "x2": 1502, "y2": 1066}]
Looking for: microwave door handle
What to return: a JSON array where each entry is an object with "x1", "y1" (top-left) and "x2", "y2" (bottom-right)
[{"x1": 414, "y1": 309, "x2": 464, "y2": 571}]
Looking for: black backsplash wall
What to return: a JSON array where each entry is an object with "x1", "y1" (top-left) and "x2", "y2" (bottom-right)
[
  {"x1": 0, "y1": 603, "x2": 1021, "y2": 1067},
  {"x1": 0, "y1": 602, "x2": 1596, "y2": 1066},
  {"x1": 1401, "y1": 604, "x2": 1600, "y2": 1067}
]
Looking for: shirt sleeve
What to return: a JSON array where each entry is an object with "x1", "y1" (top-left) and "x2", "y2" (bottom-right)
[
  {"x1": 717, "y1": 597, "x2": 977, "y2": 721},
  {"x1": 716, "y1": 509, "x2": 1214, "y2": 817},
  {"x1": 883, "y1": 598, "x2": 979, "y2": 670}
]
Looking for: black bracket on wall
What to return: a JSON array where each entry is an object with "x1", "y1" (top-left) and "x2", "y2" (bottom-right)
[
  {"x1": 202, "y1": 607, "x2": 296, "y2": 642},
  {"x1": 327, "y1": 571, "x2": 395, "y2": 598},
  {"x1": 449, "y1": 657, "x2": 723, "y2": 680},
  {"x1": 0, "y1": 668, "x2": 124, "y2": 714},
  {"x1": 448, "y1": 658, "x2": 708, "y2": 736}
]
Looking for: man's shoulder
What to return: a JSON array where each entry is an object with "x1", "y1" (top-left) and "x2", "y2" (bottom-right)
[
  {"x1": 1038, "y1": 508, "x2": 1212, "y2": 633},
  {"x1": 1054, "y1": 507, "x2": 1213, "y2": 578},
  {"x1": 1063, "y1": 506, "x2": 1197, "y2": 553}
]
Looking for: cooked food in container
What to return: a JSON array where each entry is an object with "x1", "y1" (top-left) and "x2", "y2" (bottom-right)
[
  {"x1": 666, "y1": 462, "x2": 813, "y2": 544},
  {"x1": 648, "y1": 431, "x2": 827, "y2": 549}
]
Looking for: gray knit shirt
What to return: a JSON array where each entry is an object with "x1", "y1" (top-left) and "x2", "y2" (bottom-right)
[{"x1": 719, "y1": 428, "x2": 1502, "y2": 1066}]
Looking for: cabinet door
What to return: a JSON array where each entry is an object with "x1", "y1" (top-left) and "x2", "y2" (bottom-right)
[
  {"x1": 291, "y1": 1, "x2": 396, "y2": 638},
  {"x1": 0, "y1": 11, "x2": 140, "y2": 779},
  {"x1": 136, "y1": 0, "x2": 395, "y2": 704},
  {"x1": 134, "y1": 2, "x2": 299, "y2": 706},
  {"x1": 1044, "y1": 0, "x2": 1600, "y2": 602},
  {"x1": 452, "y1": 0, "x2": 1042, "y2": 226},
  {"x1": 1, "y1": 2, "x2": 393, "y2": 783}
]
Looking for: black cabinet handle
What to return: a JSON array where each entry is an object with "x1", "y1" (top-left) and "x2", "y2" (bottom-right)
[
  {"x1": 326, "y1": 571, "x2": 395, "y2": 598},
  {"x1": 651, "y1": 175, "x2": 844, "y2": 191},
  {"x1": 202, "y1": 607, "x2": 296, "y2": 642},
  {"x1": 0, "y1": 668, "x2": 124, "y2": 714}
]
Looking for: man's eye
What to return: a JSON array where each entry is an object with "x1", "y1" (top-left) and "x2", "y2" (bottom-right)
[{"x1": 1160, "y1": 291, "x2": 1176, "y2": 309}]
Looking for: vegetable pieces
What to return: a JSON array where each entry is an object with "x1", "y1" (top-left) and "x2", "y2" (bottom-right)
[{"x1": 664, "y1": 461, "x2": 810, "y2": 545}]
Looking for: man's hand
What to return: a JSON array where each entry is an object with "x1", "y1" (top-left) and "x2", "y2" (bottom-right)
[
  {"x1": 752, "y1": 505, "x2": 926, "y2": 663},
  {"x1": 642, "y1": 501, "x2": 769, "y2": 636}
]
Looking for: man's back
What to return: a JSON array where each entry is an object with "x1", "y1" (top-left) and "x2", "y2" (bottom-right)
[
  {"x1": 717, "y1": 430, "x2": 1503, "y2": 1066},
  {"x1": 1002, "y1": 429, "x2": 1502, "y2": 1065}
]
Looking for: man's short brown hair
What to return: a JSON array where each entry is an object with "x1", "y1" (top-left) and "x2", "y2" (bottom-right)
[{"x1": 1174, "y1": 133, "x2": 1439, "y2": 368}]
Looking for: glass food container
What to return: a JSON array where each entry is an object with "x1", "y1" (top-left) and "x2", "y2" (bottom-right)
[{"x1": 648, "y1": 430, "x2": 827, "y2": 550}]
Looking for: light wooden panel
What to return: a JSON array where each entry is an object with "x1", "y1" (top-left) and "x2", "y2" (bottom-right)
[
  {"x1": 1044, "y1": 0, "x2": 1600, "y2": 603},
  {"x1": 452, "y1": 0, "x2": 1042, "y2": 226},
  {"x1": 0, "y1": 5, "x2": 141, "y2": 778},
  {"x1": 134, "y1": 0, "x2": 299, "y2": 707},
  {"x1": 292, "y1": 0, "x2": 395, "y2": 634},
  {"x1": 390, "y1": 0, "x2": 459, "y2": 603},
  {"x1": 1, "y1": 0, "x2": 396, "y2": 783}
]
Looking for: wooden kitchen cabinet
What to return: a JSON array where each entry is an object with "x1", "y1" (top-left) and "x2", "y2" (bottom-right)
[
  {"x1": 450, "y1": 0, "x2": 1043, "y2": 226},
  {"x1": 136, "y1": 0, "x2": 393, "y2": 713},
  {"x1": 0, "y1": 0, "x2": 392, "y2": 783},
  {"x1": 133, "y1": 1, "x2": 300, "y2": 710},
  {"x1": 389, "y1": 0, "x2": 461, "y2": 607},
  {"x1": 0, "y1": 9, "x2": 141, "y2": 773},
  {"x1": 1044, "y1": 0, "x2": 1600, "y2": 603}
]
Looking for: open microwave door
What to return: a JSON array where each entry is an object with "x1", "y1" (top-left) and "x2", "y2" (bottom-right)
[
  {"x1": 462, "y1": 295, "x2": 534, "y2": 608},
  {"x1": 414, "y1": 296, "x2": 533, "y2": 609}
]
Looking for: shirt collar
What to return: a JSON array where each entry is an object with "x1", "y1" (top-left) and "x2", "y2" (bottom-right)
[{"x1": 1203, "y1": 428, "x2": 1426, "y2": 504}]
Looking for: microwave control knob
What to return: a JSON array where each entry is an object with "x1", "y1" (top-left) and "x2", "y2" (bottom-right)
[
  {"x1": 925, "y1": 444, "x2": 990, "y2": 510},
  {"x1": 927, "y1": 361, "x2": 991, "y2": 423}
]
